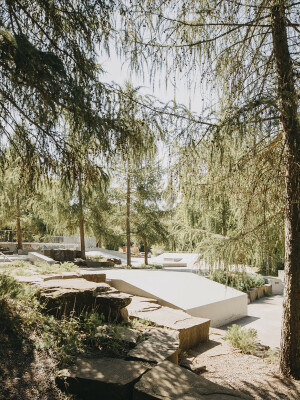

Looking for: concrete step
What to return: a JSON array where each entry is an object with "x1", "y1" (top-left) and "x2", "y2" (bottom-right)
[{"x1": 128, "y1": 296, "x2": 210, "y2": 350}]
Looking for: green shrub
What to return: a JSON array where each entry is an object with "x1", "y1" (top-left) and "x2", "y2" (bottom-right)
[
  {"x1": 224, "y1": 324, "x2": 258, "y2": 354},
  {"x1": 139, "y1": 263, "x2": 163, "y2": 269},
  {"x1": 209, "y1": 270, "x2": 265, "y2": 291}
]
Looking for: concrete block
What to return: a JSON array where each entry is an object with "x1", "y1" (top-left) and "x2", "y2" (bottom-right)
[
  {"x1": 28, "y1": 251, "x2": 56, "y2": 265},
  {"x1": 263, "y1": 283, "x2": 272, "y2": 296},
  {"x1": 278, "y1": 270, "x2": 284, "y2": 281},
  {"x1": 247, "y1": 288, "x2": 258, "y2": 302},
  {"x1": 264, "y1": 277, "x2": 284, "y2": 295}
]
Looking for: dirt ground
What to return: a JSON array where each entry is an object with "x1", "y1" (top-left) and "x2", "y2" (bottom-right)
[
  {"x1": 1, "y1": 328, "x2": 300, "y2": 399},
  {"x1": 183, "y1": 328, "x2": 300, "y2": 400},
  {"x1": 0, "y1": 336, "x2": 73, "y2": 400}
]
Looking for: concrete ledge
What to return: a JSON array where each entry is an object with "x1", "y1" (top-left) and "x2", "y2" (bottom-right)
[
  {"x1": 102, "y1": 270, "x2": 248, "y2": 328},
  {"x1": 28, "y1": 252, "x2": 56, "y2": 265}
]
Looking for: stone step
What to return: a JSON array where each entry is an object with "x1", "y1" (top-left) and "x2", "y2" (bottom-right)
[
  {"x1": 128, "y1": 328, "x2": 179, "y2": 364},
  {"x1": 56, "y1": 357, "x2": 149, "y2": 400},
  {"x1": 128, "y1": 296, "x2": 210, "y2": 350},
  {"x1": 133, "y1": 360, "x2": 251, "y2": 400}
]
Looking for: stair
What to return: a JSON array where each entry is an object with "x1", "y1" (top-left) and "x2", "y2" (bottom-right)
[{"x1": 128, "y1": 296, "x2": 210, "y2": 350}]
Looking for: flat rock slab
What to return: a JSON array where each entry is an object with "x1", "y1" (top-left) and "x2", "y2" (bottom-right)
[
  {"x1": 128, "y1": 296, "x2": 162, "y2": 312},
  {"x1": 39, "y1": 278, "x2": 106, "y2": 290},
  {"x1": 56, "y1": 357, "x2": 149, "y2": 400},
  {"x1": 133, "y1": 360, "x2": 250, "y2": 400},
  {"x1": 39, "y1": 278, "x2": 111, "y2": 294},
  {"x1": 96, "y1": 325, "x2": 140, "y2": 345},
  {"x1": 129, "y1": 298, "x2": 210, "y2": 350},
  {"x1": 128, "y1": 328, "x2": 179, "y2": 364}
]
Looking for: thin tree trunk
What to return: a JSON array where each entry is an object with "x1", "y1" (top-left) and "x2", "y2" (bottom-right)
[
  {"x1": 144, "y1": 240, "x2": 148, "y2": 265},
  {"x1": 271, "y1": 3, "x2": 300, "y2": 379},
  {"x1": 78, "y1": 178, "x2": 86, "y2": 259},
  {"x1": 126, "y1": 173, "x2": 131, "y2": 266},
  {"x1": 16, "y1": 195, "x2": 22, "y2": 250},
  {"x1": 98, "y1": 237, "x2": 102, "y2": 248}
]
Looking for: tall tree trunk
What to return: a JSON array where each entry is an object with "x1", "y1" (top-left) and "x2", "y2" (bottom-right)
[
  {"x1": 78, "y1": 178, "x2": 86, "y2": 259},
  {"x1": 16, "y1": 195, "x2": 22, "y2": 250},
  {"x1": 271, "y1": 3, "x2": 300, "y2": 379},
  {"x1": 144, "y1": 240, "x2": 148, "y2": 265},
  {"x1": 126, "y1": 173, "x2": 131, "y2": 266}
]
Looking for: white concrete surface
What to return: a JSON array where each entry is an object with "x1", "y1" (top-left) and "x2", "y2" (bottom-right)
[
  {"x1": 151, "y1": 252, "x2": 199, "y2": 270},
  {"x1": 28, "y1": 252, "x2": 56, "y2": 265},
  {"x1": 100, "y1": 269, "x2": 248, "y2": 327},
  {"x1": 220, "y1": 295, "x2": 283, "y2": 348},
  {"x1": 264, "y1": 277, "x2": 284, "y2": 295}
]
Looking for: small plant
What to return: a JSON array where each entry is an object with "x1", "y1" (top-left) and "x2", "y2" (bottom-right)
[
  {"x1": 224, "y1": 324, "x2": 258, "y2": 354},
  {"x1": 265, "y1": 348, "x2": 280, "y2": 364},
  {"x1": 86, "y1": 255, "x2": 105, "y2": 261},
  {"x1": 131, "y1": 317, "x2": 153, "y2": 327},
  {"x1": 139, "y1": 263, "x2": 163, "y2": 270}
]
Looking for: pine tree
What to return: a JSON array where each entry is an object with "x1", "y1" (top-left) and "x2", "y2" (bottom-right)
[{"x1": 116, "y1": 0, "x2": 300, "y2": 377}]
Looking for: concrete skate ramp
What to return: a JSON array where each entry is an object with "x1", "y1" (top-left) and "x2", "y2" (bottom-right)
[{"x1": 103, "y1": 270, "x2": 247, "y2": 327}]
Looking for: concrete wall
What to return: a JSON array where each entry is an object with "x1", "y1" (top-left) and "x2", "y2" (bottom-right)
[
  {"x1": 265, "y1": 277, "x2": 284, "y2": 295},
  {"x1": 186, "y1": 295, "x2": 248, "y2": 327}
]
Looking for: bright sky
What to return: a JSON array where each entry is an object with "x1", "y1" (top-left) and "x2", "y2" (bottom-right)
[{"x1": 99, "y1": 49, "x2": 205, "y2": 114}]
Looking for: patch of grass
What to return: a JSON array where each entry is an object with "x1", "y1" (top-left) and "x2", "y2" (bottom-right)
[
  {"x1": 86, "y1": 255, "x2": 105, "y2": 261},
  {"x1": 131, "y1": 317, "x2": 153, "y2": 327},
  {"x1": 0, "y1": 260, "x2": 78, "y2": 277},
  {"x1": 224, "y1": 324, "x2": 258, "y2": 354},
  {"x1": 35, "y1": 261, "x2": 78, "y2": 274},
  {"x1": 139, "y1": 263, "x2": 163, "y2": 269},
  {"x1": 265, "y1": 348, "x2": 280, "y2": 364}
]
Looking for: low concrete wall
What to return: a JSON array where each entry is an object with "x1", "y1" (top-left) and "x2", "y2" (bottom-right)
[
  {"x1": 265, "y1": 277, "x2": 284, "y2": 295},
  {"x1": 28, "y1": 252, "x2": 56, "y2": 265},
  {"x1": 186, "y1": 295, "x2": 248, "y2": 328},
  {"x1": 278, "y1": 270, "x2": 284, "y2": 282}
]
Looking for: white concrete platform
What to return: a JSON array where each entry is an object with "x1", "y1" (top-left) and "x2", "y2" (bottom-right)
[
  {"x1": 28, "y1": 252, "x2": 56, "y2": 265},
  {"x1": 100, "y1": 270, "x2": 248, "y2": 327}
]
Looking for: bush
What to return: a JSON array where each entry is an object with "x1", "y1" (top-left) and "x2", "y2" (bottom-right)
[
  {"x1": 224, "y1": 324, "x2": 258, "y2": 354},
  {"x1": 209, "y1": 270, "x2": 265, "y2": 291},
  {"x1": 139, "y1": 263, "x2": 163, "y2": 269}
]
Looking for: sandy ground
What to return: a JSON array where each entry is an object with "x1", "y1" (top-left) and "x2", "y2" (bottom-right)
[{"x1": 183, "y1": 328, "x2": 300, "y2": 400}]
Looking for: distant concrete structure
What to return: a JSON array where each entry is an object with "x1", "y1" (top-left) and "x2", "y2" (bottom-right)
[
  {"x1": 28, "y1": 252, "x2": 56, "y2": 265},
  {"x1": 102, "y1": 269, "x2": 248, "y2": 327},
  {"x1": 264, "y1": 277, "x2": 284, "y2": 295}
]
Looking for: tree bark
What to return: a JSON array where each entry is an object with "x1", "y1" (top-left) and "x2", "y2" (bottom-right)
[
  {"x1": 78, "y1": 178, "x2": 86, "y2": 259},
  {"x1": 16, "y1": 195, "x2": 22, "y2": 250},
  {"x1": 126, "y1": 173, "x2": 131, "y2": 266},
  {"x1": 144, "y1": 240, "x2": 148, "y2": 265},
  {"x1": 271, "y1": 3, "x2": 300, "y2": 379},
  {"x1": 98, "y1": 237, "x2": 102, "y2": 248}
]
